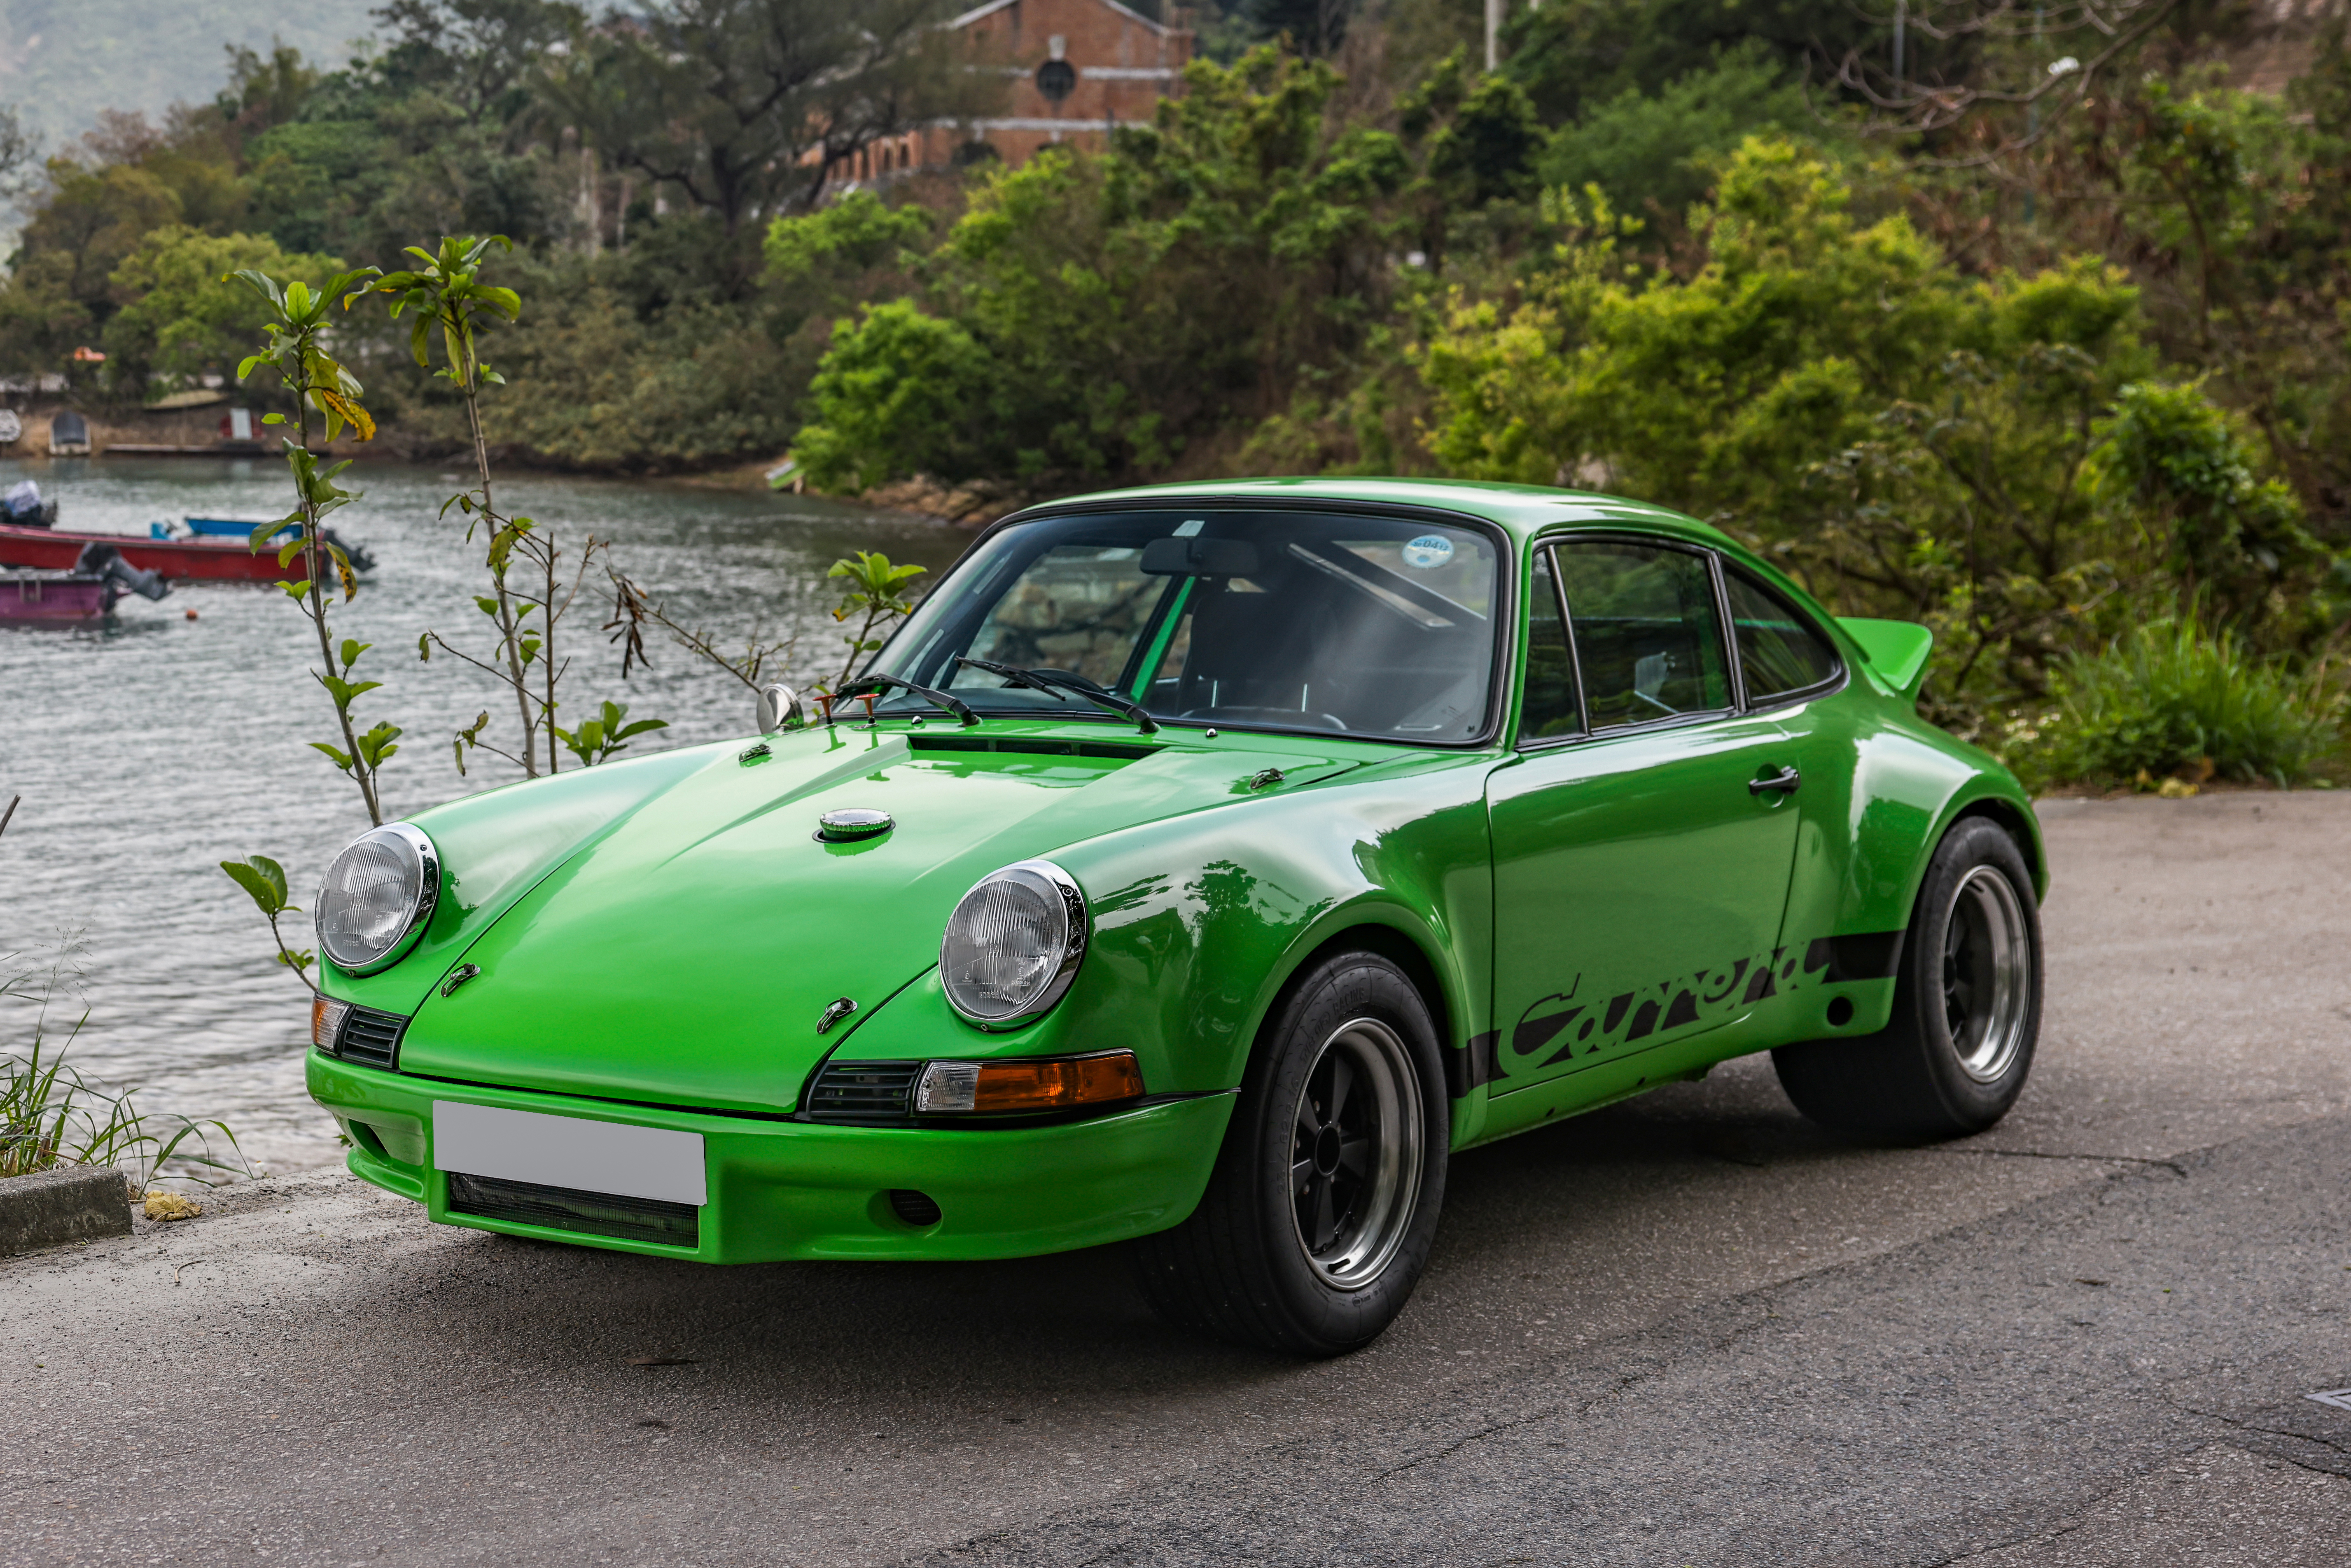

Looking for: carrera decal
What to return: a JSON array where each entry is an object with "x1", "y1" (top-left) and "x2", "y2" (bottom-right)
[{"x1": 1482, "y1": 929, "x2": 1907, "y2": 1088}]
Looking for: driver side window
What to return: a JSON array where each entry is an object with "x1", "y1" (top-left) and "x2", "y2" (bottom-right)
[{"x1": 1555, "y1": 540, "x2": 1731, "y2": 731}]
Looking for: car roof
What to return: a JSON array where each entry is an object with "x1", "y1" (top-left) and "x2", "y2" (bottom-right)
[{"x1": 1031, "y1": 476, "x2": 1738, "y2": 553}]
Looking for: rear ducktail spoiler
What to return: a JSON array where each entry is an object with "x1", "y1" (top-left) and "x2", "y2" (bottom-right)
[{"x1": 1837, "y1": 618, "x2": 1934, "y2": 704}]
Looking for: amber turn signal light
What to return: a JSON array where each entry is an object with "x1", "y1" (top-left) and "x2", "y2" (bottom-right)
[
  {"x1": 312, "y1": 996, "x2": 351, "y2": 1050},
  {"x1": 915, "y1": 1050, "x2": 1144, "y2": 1114}
]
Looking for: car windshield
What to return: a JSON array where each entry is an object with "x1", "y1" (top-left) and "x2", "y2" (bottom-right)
[{"x1": 867, "y1": 509, "x2": 1503, "y2": 742}]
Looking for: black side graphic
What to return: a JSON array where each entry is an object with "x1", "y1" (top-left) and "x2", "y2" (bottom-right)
[
  {"x1": 1488, "y1": 929, "x2": 1907, "y2": 1087},
  {"x1": 1450, "y1": 1030, "x2": 1502, "y2": 1097},
  {"x1": 1803, "y1": 931, "x2": 1905, "y2": 984}
]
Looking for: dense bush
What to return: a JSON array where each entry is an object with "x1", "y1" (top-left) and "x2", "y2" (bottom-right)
[{"x1": 2009, "y1": 618, "x2": 2346, "y2": 789}]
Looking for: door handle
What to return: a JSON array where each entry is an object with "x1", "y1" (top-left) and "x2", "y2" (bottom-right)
[{"x1": 1749, "y1": 765, "x2": 1802, "y2": 796}]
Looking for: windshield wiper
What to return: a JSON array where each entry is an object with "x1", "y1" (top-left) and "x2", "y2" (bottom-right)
[
  {"x1": 957, "y1": 656, "x2": 1159, "y2": 734},
  {"x1": 833, "y1": 674, "x2": 980, "y2": 727}
]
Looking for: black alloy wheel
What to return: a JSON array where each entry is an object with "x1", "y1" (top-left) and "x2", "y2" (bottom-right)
[
  {"x1": 1773, "y1": 815, "x2": 2043, "y2": 1139},
  {"x1": 1135, "y1": 950, "x2": 1448, "y2": 1356}
]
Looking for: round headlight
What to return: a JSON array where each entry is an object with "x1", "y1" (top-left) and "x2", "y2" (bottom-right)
[
  {"x1": 315, "y1": 824, "x2": 439, "y2": 973},
  {"x1": 939, "y1": 860, "x2": 1087, "y2": 1028}
]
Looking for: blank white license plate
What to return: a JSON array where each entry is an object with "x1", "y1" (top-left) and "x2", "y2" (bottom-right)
[{"x1": 432, "y1": 1101, "x2": 707, "y2": 1206}]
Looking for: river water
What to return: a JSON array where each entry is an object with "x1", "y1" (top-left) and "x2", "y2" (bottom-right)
[{"x1": 0, "y1": 456, "x2": 970, "y2": 1175}]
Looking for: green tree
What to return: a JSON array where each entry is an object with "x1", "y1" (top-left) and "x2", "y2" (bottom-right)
[
  {"x1": 540, "y1": 0, "x2": 990, "y2": 252},
  {"x1": 1419, "y1": 138, "x2": 2211, "y2": 714},
  {"x1": 2085, "y1": 381, "x2": 2322, "y2": 625},
  {"x1": 1536, "y1": 41, "x2": 1849, "y2": 224},
  {"x1": 104, "y1": 226, "x2": 343, "y2": 393},
  {"x1": 799, "y1": 46, "x2": 1423, "y2": 503}
]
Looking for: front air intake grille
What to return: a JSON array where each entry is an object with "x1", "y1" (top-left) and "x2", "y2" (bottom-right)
[
  {"x1": 333, "y1": 1006, "x2": 409, "y2": 1069},
  {"x1": 445, "y1": 1172, "x2": 699, "y2": 1248},
  {"x1": 805, "y1": 1059, "x2": 921, "y2": 1123}
]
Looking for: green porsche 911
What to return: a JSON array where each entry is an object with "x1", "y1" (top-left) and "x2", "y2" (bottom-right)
[{"x1": 306, "y1": 478, "x2": 2043, "y2": 1355}]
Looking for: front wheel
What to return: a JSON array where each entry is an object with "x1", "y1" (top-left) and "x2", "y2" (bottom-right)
[
  {"x1": 1134, "y1": 952, "x2": 1448, "y2": 1356},
  {"x1": 1773, "y1": 815, "x2": 2043, "y2": 1139}
]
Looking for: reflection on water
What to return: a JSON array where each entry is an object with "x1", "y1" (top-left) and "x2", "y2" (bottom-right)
[{"x1": 0, "y1": 456, "x2": 971, "y2": 1173}]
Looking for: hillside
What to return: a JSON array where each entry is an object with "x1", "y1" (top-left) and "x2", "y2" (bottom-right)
[{"x1": 0, "y1": 0, "x2": 377, "y2": 145}]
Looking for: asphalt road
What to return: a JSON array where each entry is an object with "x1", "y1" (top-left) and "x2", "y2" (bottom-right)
[{"x1": 9, "y1": 790, "x2": 2351, "y2": 1566}]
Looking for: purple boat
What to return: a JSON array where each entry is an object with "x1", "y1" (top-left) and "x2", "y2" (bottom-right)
[
  {"x1": 1, "y1": 572, "x2": 112, "y2": 622},
  {"x1": 1, "y1": 543, "x2": 172, "y2": 624}
]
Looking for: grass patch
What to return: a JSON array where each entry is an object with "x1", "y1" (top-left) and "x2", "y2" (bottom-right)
[
  {"x1": 2, "y1": 946, "x2": 248, "y2": 1186},
  {"x1": 2005, "y1": 617, "x2": 2347, "y2": 791}
]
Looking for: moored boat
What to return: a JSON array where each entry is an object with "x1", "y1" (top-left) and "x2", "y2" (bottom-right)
[
  {"x1": 0, "y1": 544, "x2": 168, "y2": 622},
  {"x1": 0, "y1": 573, "x2": 112, "y2": 622},
  {"x1": 0, "y1": 521, "x2": 306, "y2": 581},
  {"x1": 182, "y1": 516, "x2": 295, "y2": 542},
  {"x1": 0, "y1": 520, "x2": 377, "y2": 579}
]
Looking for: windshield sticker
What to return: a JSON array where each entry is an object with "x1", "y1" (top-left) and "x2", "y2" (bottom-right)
[
  {"x1": 1401, "y1": 534, "x2": 1454, "y2": 569},
  {"x1": 1173, "y1": 519, "x2": 1205, "y2": 537}
]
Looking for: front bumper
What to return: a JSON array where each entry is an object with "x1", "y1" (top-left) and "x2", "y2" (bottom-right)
[{"x1": 308, "y1": 1050, "x2": 1233, "y2": 1264}]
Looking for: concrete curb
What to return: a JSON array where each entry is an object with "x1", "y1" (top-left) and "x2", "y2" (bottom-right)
[{"x1": 0, "y1": 1165, "x2": 133, "y2": 1254}]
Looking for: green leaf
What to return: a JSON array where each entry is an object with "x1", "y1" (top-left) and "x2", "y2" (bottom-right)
[
  {"x1": 355, "y1": 721, "x2": 403, "y2": 769},
  {"x1": 318, "y1": 674, "x2": 384, "y2": 707},
  {"x1": 309, "y1": 741, "x2": 354, "y2": 772},
  {"x1": 339, "y1": 638, "x2": 371, "y2": 670},
  {"x1": 219, "y1": 856, "x2": 290, "y2": 916}
]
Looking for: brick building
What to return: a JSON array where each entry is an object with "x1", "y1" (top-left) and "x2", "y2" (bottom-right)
[{"x1": 827, "y1": 0, "x2": 1195, "y2": 187}]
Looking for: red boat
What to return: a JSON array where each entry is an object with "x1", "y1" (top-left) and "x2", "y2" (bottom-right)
[{"x1": 0, "y1": 520, "x2": 302, "y2": 582}]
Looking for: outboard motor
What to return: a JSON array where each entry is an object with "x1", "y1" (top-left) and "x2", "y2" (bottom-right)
[
  {"x1": 73, "y1": 541, "x2": 171, "y2": 607},
  {"x1": 3, "y1": 478, "x2": 52, "y2": 527}
]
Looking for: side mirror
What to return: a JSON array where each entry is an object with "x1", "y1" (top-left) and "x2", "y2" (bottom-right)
[{"x1": 757, "y1": 683, "x2": 806, "y2": 733}]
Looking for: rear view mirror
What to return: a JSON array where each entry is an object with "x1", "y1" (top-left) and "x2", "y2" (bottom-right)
[
  {"x1": 1141, "y1": 537, "x2": 1259, "y2": 577},
  {"x1": 758, "y1": 682, "x2": 806, "y2": 732}
]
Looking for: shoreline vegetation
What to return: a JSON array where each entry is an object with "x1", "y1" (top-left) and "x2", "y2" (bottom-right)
[{"x1": 2, "y1": 1, "x2": 2349, "y2": 789}]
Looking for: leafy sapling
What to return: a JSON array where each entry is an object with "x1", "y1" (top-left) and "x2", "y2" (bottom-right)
[
  {"x1": 553, "y1": 699, "x2": 670, "y2": 767},
  {"x1": 385, "y1": 235, "x2": 659, "y2": 776},
  {"x1": 226, "y1": 264, "x2": 397, "y2": 825},
  {"x1": 830, "y1": 551, "x2": 927, "y2": 686}
]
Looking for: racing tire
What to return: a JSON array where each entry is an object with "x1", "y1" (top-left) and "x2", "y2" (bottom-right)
[
  {"x1": 1773, "y1": 816, "x2": 2042, "y2": 1140},
  {"x1": 1134, "y1": 951, "x2": 1449, "y2": 1357}
]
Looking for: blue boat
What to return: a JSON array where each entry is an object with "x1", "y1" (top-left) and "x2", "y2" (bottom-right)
[
  {"x1": 182, "y1": 516, "x2": 297, "y2": 542},
  {"x1": 168, "y1": 517, "x2": 377, "y2": 574}
]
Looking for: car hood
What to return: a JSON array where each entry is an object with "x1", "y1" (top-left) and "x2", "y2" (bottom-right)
[{"x1": 395, "y1": 723, "x2": 1366, "y2": 1111}]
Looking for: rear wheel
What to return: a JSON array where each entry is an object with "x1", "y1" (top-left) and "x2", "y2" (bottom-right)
[
  {"x1": 1773, "y1": 816, "x2": 2042, "y2": 1139},
  {"x1": 1135, "y1": 952, "x2": 1448, "y2": 1356}
]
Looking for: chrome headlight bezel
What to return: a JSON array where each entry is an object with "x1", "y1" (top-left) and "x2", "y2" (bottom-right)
[
  {"x1": 938, "y1": 859, "x2": 1088, "y2": 1030},
  {"x1": 314, "y1": 822, "x2": 440, "y2": 975}
]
